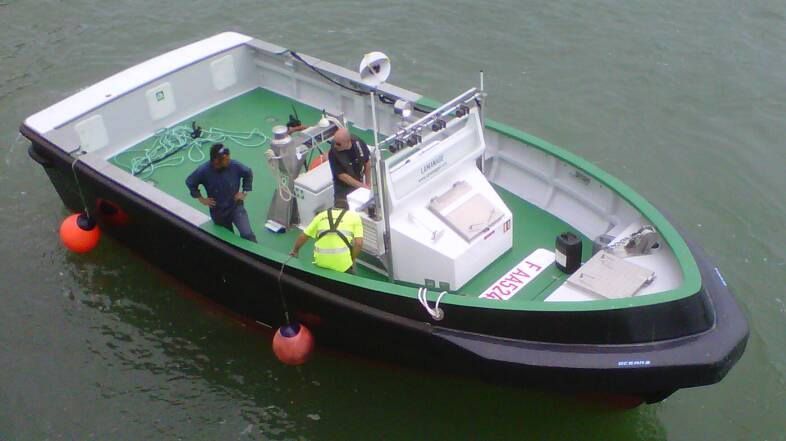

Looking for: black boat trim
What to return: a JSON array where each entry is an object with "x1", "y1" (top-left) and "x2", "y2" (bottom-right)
[{"x1": 27, "y1": 144, "x2": 53, "y2": 168}]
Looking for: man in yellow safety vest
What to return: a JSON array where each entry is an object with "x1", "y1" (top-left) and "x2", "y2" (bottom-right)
[{"x1": 289, "y1": 198, "x2": 364, "y2": 273}]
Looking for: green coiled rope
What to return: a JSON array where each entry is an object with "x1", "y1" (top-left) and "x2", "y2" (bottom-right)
[{"x1": 111, "y1": 123, "x2": 269, "y2": 180}]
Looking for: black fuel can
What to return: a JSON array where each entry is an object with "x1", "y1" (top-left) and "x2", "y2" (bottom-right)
[{"x1": 555, "y1": 232, "x2": 582, "y2": 274}]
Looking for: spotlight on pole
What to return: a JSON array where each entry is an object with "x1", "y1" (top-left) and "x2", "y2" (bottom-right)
[
  {"x1": 359, "y1": 52, "x2": 390, "y2": 88},
  {"x1": 393, "y1": 99, "x2": 412, "y2": 118}
]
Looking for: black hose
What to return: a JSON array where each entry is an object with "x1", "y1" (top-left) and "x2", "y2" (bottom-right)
[
  {"x1": 132, "y1": 121, "x2": 203, "y2": 177},
  {"x1": 289, "y1": 51, "x2": 369, "y2": 96},
  {"x1": 288, "y1": 50, "x2": 433, "y2": 114},
  {"x1": 132, "y1": 142, "x2": 191, "y2": 176}
]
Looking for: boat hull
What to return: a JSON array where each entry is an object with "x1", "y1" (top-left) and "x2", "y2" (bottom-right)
[{"x1": 23, "y1": 127, "x2": 749, "y2": 403}]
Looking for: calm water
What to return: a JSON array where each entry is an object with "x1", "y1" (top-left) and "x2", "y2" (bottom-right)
[{"x1": 2, "y1": 0, "x2": 785, "y2": 439}]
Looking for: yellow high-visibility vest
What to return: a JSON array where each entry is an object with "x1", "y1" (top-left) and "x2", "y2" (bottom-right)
[{"x1": 303, "y1": 208, "x2": 364, "y2": 272}]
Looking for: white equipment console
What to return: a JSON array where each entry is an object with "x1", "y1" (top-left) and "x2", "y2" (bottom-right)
[
  {"x1": 384, "y1": 109, "x2": 512, "y2": 291},
  {"x1": 293, "y1": 161, "x2": 334, "y2": 228}
]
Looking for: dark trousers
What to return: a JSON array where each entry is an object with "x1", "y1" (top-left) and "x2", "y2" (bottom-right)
[{"x1": 214, "y1": 205, "x2": 257, "y2": 242}]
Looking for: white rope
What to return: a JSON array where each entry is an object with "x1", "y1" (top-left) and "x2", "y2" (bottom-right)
[
  {"x1": 417, "y1": 287, "x2": 446, "y2": 321},
  {"x1": 265, "y1": 149, "x2": 293, "y2": 202},
  {"x1": 70, "y1": 156, "x2": 91, "y2": 217}
]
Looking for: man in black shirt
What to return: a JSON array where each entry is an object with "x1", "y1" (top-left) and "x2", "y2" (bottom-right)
[{"x1": 327, "y1": 128, "x2": 371, "y2": 201}]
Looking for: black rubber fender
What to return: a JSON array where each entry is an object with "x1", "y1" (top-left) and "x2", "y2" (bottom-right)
[{"x1": 28, "y1": 144, "x2": 53, "y2": 168}]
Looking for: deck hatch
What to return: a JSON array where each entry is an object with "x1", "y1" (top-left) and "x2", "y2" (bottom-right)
[
  {"x1": 74, "y1": 114, "x2": 108, "y2": 152},
  {"x1": 566, "y1": 251, "x2": 654, "y2": 299},
  {"x1": 211, "y1": 54, "x2": 237, "y2": 91},
  {"x1": 429, "y1": 181, "x2": 503, "y2": 242}
]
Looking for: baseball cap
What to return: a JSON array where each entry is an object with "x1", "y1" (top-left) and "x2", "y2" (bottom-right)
[{"x1": 210, "y1": 143, "x2": 230, "y2": 161}]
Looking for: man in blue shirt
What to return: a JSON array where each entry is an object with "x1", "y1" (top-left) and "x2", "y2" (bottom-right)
[{"x1": 185, "y1": 144, "x2": 257, "y2": 242}]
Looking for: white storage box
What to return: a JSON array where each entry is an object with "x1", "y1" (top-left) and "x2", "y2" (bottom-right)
[{"x1": 294, "y1": 161, "x2": 334, "y2": 227}]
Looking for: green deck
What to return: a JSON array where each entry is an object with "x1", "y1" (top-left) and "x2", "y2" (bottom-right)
[{"x1": 112, "y1": 88, "x2": 590, "y2": 302}]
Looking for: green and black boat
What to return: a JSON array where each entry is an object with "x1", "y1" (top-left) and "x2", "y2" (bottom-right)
[{"x1": 21, "y1": 32, "x2": 748, "y2": 404}]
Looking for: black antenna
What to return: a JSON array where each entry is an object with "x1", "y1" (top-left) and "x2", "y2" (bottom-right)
[
  {"x1": 287, "y1": 105, "x2": 302, "y2": 128},
  {"x1": 190, "y1": 121, "x2": 202, "y2": 139}
]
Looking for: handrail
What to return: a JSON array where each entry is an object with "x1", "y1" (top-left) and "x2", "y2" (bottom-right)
[{"x1": 378, "y1": 87, "x2": 481, "y2": 149}]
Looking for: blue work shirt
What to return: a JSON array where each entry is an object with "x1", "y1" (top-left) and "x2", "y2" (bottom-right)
[{"x1": 185, "y1": 160, "x2": 253, "y2": 222}]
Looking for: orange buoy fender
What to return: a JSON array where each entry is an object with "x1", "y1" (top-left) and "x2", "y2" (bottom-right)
[
  {"x1": 60, "y1": 213, "x2": 100, "y2": 253},
  {"x1": 272, "y1": 323, "x2": 314, "y2": 365}
]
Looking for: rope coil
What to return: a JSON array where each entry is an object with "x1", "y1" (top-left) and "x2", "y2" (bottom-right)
[{"x1": 112, "y1": 123, "x2": 269, "y2": 180}]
